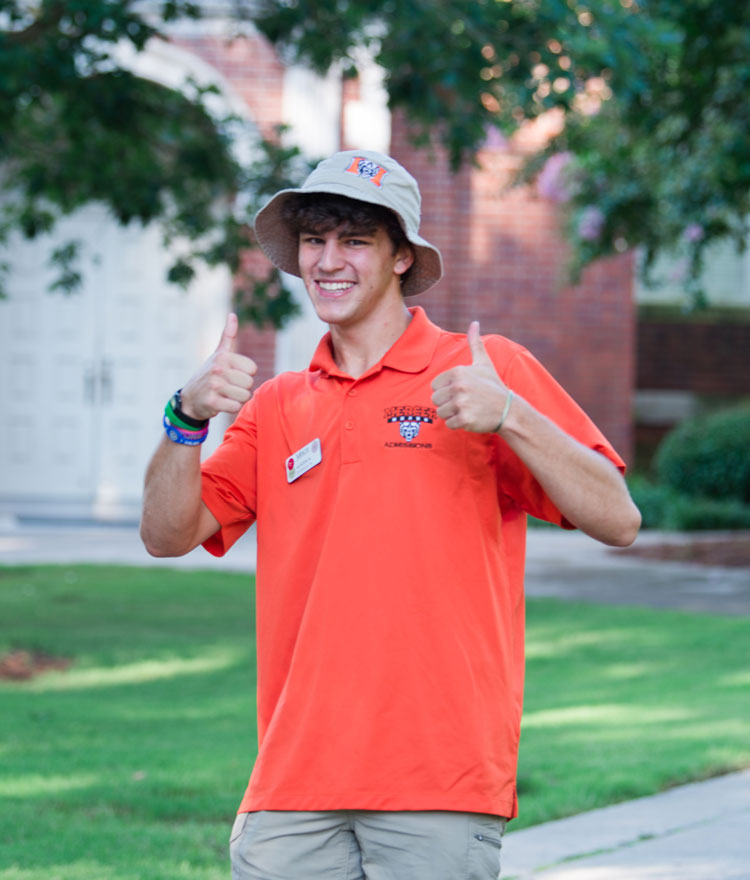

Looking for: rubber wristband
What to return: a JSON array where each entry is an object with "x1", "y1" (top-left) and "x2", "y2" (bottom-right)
[
  {"x1": 493, "y1": 390, "x2": 514, "y2": 434},
  {"x1": 165, "y1": 400, "x2": 203, "y2": 432},
  {"x1": 167, "y1": 423, "x2": 208, "y2": 439},
  {"x1": 163, "y1": 414, "x2": 208, "y2": 446},
  {"x1": 171, "y1": 389, "x2": 209, "y2": 429}
]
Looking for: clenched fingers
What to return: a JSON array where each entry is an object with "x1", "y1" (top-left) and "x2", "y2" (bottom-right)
[
  {"x1": 431, "y1": 369, "x2": 455, "y2": 392},
  {"x1": 430, "y1": 364, "x2": 508, "y2": 434},
  {"x1": 181, "y1": 353, "x2": 258, "y2": 420}
]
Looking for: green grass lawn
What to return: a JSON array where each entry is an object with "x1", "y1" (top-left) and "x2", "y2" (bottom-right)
[
  {"x1": 1, "y1": 564, "x2": 748, "y2": 879},
  {"x1": 519, "y1": 599, "x2": 750, "y2": 826}
]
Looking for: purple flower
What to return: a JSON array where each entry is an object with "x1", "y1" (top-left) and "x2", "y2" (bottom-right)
[
  {"x1": 683, "y1": 223, "x2": 705, "y2": 243},
  {"x1": 537, "y1": 152, "x2": 574, "y2": 203},
  {"x1": 577, "y1": 206, "x2": 605, "y2": 241},
  {"x1": 668, "y1": 258, "x2": 690, "y2": 283}
]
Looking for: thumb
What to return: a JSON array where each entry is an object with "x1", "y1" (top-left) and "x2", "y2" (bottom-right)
[
  {"x1": 468, "y1": 320, "x2": 490, "y2": 365},
  {"x1": 216, "y1": 313, "x2": 238, "y2": 354}
]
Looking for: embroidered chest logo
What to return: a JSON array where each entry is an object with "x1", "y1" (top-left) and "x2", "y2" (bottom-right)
[
  {"x1": 344, "y1": 156, "x2": 389, "y2": 187},
  {"x1": 384, "y1": 405, "x2": 436, "y2": 448}
]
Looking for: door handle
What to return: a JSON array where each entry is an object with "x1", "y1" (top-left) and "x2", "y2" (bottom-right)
[
  {"x1": 84, "y1": 364, "x2": 96, "y2": 404},
  {"x1": 100, "y1": 359, "x2": 113, "y2": 405}
]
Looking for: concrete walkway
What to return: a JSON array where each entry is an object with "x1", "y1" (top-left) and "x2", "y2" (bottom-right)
[
  {"x1": 2, "y1": 519, "x2": 749, "y2": 614},
  {"x1": 502, "y1": 769, "x2": 750, "y2": 880},
  {"x1": 1, "y1": 518, "x2": 749, "y2": 878},
  {"x1": 0, "y1": 516, "x2": 258, "y2": 571},
  {"x1": 523, "y1": 527, "x2": 750, "y2": 615}
]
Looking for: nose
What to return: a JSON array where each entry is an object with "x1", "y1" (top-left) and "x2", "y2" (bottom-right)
[{"x1": 317, "y1": 238, "x2": 345, "y2": 273}]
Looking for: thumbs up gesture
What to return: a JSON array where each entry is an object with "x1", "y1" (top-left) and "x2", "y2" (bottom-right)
[
  {"x1": 431, "y1": 321, "x2": 511, "y2": 433},
  {"x1": 179, "y1": 313, "x2": 258, "y2": 421}
]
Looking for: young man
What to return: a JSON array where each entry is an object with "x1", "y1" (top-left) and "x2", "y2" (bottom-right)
[{"x1": 141, "y1": 150, "x2": 641, "y2": 880}]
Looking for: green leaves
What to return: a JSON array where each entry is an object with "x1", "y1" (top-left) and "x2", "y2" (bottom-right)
[
  {"x1": 0, "y1": 1, "x2": 313, "y2": 326},
  {"x1": 548, "y1": 0, "x2": 750, "y2": 304},
  {"x1": 2, "y1": 0, "x2": 748, "y2": 321},
  {"x1": 48, "y1": 240, "x2": 83, "y2": 294}
]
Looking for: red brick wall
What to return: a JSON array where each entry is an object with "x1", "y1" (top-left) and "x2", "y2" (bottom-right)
[
  {"x1": 638, "y1": 321, "x2": 750, "y2": 396},
  {"x1": 391, "y1": 120, "x2": 636, "y2": 463},
  {"x1": 234, "y1": 250, "x2": 280, "y2": 388},
  {"x1": 177, "y1": 33, "x2": 285, "y2": 138}
]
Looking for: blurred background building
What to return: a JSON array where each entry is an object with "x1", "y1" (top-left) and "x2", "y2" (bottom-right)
[{"x1": 1, "y1": 6, "x2": 746, "y2": 523}]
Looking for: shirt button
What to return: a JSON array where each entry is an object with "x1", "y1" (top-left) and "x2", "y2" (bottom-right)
[
  {"x1": 348, "y1": 388, "x2": 357, "y2": 397},
  {"x1": 345, "y1": 420, "x2": 354, "y2": 430}
]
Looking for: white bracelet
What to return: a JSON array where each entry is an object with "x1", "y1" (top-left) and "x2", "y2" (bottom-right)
[{"x1": 493, "y1": 390, "x2": 514, "y2": 433}]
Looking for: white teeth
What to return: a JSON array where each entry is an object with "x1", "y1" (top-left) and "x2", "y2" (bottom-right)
[{"x1": 318, "y1": 281, "x2": 353, "y2": 291}]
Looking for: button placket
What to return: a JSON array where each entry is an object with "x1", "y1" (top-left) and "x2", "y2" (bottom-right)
[{"x1": 341, "y1": 382, "x2": 362, "y2": 463}]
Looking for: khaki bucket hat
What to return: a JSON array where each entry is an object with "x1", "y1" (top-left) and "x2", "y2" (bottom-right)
[{"x1": 253, "y1": 149, "x2": 444, "y2": 296}]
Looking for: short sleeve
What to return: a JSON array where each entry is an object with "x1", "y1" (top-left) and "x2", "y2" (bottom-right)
[
  {"x1": 487, "y1": 340, "x2": 626, "y2": 527},
  {"x1": 200, "y1": 397, "x2": 259, "y2": 556}
]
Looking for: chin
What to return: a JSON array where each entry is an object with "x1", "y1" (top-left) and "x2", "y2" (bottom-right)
[{"x1": 312, "y1": 298, "x2": 355, "y2": 323}]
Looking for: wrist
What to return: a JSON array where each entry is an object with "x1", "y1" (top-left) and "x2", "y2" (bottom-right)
[
  {"x1": 163, "y1": 413, "x2": 209, "y2": 446},
  {"x1": 171, "y1": 389, "x2": 209, "y2": 428},
  {"x1": 493, "y1": 390, "x2": 515, "y2": 434},
  {"x1": 164, "y1": 389, "x2": 209, "y2": 446}
]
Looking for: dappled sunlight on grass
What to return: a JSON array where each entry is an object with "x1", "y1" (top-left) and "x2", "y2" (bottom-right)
[
  {"x1": 0, "y1": 856, "x2": 229, "y2": 880},
  {"x1": 599, "y1": 662, "x2": 656, "y2": 680},
  {"x1": 663, "y1": 718, "x2": 750, "y2": 741},
  {"x1": 21, "y1": 648, "x2": 244, "y2": 693},
  {"x1": 522, "y1": 703, "x2": 693, "y2": 729},
  {"x1": 1, "y1": 570, "x2": 747, "y2": 869},
  {"x1": 525, "y1": 629, "x2": 616, "y2": 658},
  {"x1": 515, "y1": 598, "x2": 750, "y2": 828},
  {"x1": 0, "y1": 865, "x2": 107, "y2": 880},
  {"x1": 0, "y1": 772, "x2": 100, "y2": 798},
  {"x1": 0, "y1": 565, "x2": 254, "y2": 879},
  {"x1": 718, "y1": 670, "x2": 750, "y2": 688}
]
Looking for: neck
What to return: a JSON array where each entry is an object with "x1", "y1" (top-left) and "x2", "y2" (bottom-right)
[{"x1": 330, "y1": 301, "x2": 412, "y2": 378}]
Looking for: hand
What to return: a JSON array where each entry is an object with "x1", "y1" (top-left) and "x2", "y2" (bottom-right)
[
  {"x1": 431, "y1": 320, "x2": 510, "y2": 433},
  {"x1": 179, "y1": 313, "x2": 258, "y2": 420}
]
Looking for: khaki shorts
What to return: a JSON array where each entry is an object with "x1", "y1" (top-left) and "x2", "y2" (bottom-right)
[{"x1": 229, "y1": 809, "x2": 507, "y2": 880}]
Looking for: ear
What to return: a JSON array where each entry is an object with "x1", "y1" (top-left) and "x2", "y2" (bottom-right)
[{"x1": 394, "y1": 243, "x2": 415, "y2": 276}]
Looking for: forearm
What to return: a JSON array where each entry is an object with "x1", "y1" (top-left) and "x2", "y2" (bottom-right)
[
  {"x1": 140, "y1": 436, "x2": 212, "y2": 557},
  {"x1": 499, "y1": 394, "x2": 641, "y2": 547},
  {"x1": 431, "y1": 322, "x2": 641, "y2": 546},
  {"x1": 140, "y1": 313, "x2": 255, "y2": 557}
]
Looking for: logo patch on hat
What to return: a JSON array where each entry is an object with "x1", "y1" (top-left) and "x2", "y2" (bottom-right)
[{"x1": 344, "y1": 156, "x2": 389, "y2": 187}]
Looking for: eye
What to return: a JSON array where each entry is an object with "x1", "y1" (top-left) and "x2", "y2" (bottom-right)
[
  {"x1": 346, "y1": 238, "x2": 370, "y2": 247},
  {"x1": 301, "y1": 234, "x2": 324, "y2": 245}
]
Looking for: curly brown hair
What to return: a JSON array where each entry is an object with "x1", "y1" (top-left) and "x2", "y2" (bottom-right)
[{"x1": 281, "y1": 193, "x2": 413, "y2": 267}]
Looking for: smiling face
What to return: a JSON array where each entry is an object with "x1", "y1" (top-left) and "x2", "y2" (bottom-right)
[{"x1": 298, "y1": 224, "x2": 414, "y2": 330}]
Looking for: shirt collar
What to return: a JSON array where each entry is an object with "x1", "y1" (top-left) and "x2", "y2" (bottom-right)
[{"x1": 309, "y1": 307, "x2": 441, "y2": 378}]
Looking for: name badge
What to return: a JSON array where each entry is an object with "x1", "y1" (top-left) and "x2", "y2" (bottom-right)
[{"x1": 286, "y1": 438, "x2": 322, "y2": 483}]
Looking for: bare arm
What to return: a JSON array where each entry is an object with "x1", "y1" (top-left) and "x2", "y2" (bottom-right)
[
  {"x1": 489, "y1": 394, "x2": 640, "y2": 546},
  {"x1": 140, "y1": 313, "x2": 257, "y2": 557},
  {"x1": 431, "y1": 322, "x2": 641, "y2": 547},
  {"x1": 141, "y1": 438, "x2": 220, "y2": 557}
]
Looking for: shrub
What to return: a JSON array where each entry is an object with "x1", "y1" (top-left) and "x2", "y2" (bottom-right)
[
  {"x1": 654, "y1": 404, "x2": 750, "y2": 503},
  {"x1": 627, "y1": 474, "x2": 750, "y2": 531},
  {"x1": 664, "y1": 495, "x2": 750, "y2": 531},
  {"x1": 627, "y1": 475, "x2": 679, "y2": 530}
]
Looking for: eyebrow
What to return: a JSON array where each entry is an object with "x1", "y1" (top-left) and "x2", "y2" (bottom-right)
[{"x1": 300, "y1": 226, "x2": 377, "y2": 239}]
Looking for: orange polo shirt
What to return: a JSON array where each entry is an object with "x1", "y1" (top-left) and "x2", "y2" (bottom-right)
[{"x1": 200, "y1": 306, "x2": 624, "y2": 819}]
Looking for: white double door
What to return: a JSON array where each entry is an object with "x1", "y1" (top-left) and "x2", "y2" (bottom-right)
[{"x1": 0, "y1": 205, "x2": 229, "y2": 520}]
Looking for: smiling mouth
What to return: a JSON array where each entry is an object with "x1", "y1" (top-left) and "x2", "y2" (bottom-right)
[{"x1": 317, "y1": 280, "x2": 355, "y2": 295}]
